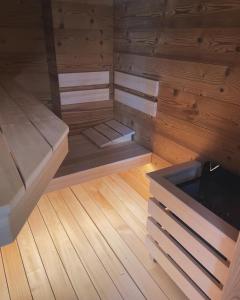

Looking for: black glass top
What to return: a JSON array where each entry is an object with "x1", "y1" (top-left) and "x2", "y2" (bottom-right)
[{"x1": 177, "y1": 162, "x2": 240, "y2": 230}]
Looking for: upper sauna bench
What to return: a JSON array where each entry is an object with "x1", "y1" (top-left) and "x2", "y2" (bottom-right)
[{"x1": 0, "y1": 78, "x2": 69, "y2": 247}]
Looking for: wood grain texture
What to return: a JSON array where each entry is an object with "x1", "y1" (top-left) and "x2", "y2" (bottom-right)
[
  {"x1": 38, "y1": 196, "x2": 100, "y2": 300},
  {"x1": 0, "y1": 250, "x2": 10, "y2": 300},
  {"x1": 115, "y1": 89, "x2": 157, "y2": 117},
  {"x1": 17, "y1": 223, "x2": 55, "y2": 300},
  {"x1": 52, "y1": 0, "x2": 114, "y2": 133},
  {"x1": 146, "y1": 236, "x2": 207, "y2": 300},
  {"x1": 60, "y1": 88, "x2": 110, "y2": 105},
  {"x1": 114, "y1": 71, "x2": 159, "y2": 97},
  {"x1": 149, "y1": 177, "x2": 237, "y2": 261},
  {"x1": 148, "y1": 199, "x2": 229, "y2": 285},
  {"x1": 147, "y1": 218, "x2": 222, "y2": 299},
  {"x1": 41, "y1": 0, "x2": 62, "y2": 118},
  {"x1": 0, "y1": 80, "x2": 68, "y2": 247},
  {"x1": 222, "y1": 234, "x2": 240, "y2": 300},
  {"x1": 0, "y1": 0, "x2": 52, "y2": 108},
  {"x1": 59, "y1": 71, "x2": 110, "y2": 87},
  {"x1": 114, "y1": 0, "x2": 240, "y2": 173},
  {"x1": 0, "y1": 133, "x2": 25, "y2": 212},
  {"x1": 72, "y1": 184, "x2": 168, "y2": 300},
  {"x1": 2, "y1": 121, "x2": 52, "y2": 189},
  {"x1": 0, "y1": 162, "x2": 187, "y2": 300},
  {"x1": 62, "y1": 101, "x2": 113, "y2": 135},
  {"x1": 1, "y1": 241, "x2": 32, "y2": 300}
]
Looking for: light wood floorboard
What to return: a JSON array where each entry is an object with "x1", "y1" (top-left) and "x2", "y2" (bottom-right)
[{"x1": 0, "y1": 161, "x2": 186, "y2": 300}]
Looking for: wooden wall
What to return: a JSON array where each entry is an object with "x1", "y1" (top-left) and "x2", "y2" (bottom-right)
[
  {"x1": 0, "y1": 0, "x2": 52, "y2": 108},
  {"x1": 114, "y1": 0, "x2": 240, "y2": 174},
  {"x1": 52, "y1": 0, "x2": 114, "y2": 134}
]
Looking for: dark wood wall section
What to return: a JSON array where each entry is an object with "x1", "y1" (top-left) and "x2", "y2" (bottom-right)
[
  {"x1": 114, "y1": 0, "x2": 240, "y2": 173},
  {"x1": 52, "y1": 0, "x2": 114, "y2": 134},
  {"x1": 0, "y1": 0, "x2": 52, "y2": 108}
]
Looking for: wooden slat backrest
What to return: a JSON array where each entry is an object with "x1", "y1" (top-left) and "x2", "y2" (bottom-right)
[
  {"x1": 58, "y1": 71, "x2": 110, "y2": 88},
  {"x1": 114, "y1": 71, "x2": 159, "y2": 97}
]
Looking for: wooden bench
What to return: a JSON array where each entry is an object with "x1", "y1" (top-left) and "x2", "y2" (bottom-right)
[{"x1": 0, "y1": 78, "x2": 69, "y2": 246}]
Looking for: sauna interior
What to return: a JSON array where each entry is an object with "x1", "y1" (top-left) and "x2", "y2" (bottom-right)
[{"x1": 1, "y1": 1, "x2": 240, "y2": 299}]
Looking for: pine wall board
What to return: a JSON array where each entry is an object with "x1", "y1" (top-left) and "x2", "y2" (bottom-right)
[
  {"x1": 52, "y1": 0, "x2": 113, "y2": 133},
  {"x1": 0, "y1": 0, "x2": 52, "y2": 108},
  {"x1": 114, "y1": 0, "x2": 240, "y2": 174}
]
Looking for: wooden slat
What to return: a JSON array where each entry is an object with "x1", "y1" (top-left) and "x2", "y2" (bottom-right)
[
  {"x1": 110, "y1": 174, "x2": 148, "y2": 212},
  {"x1": 33, "y1": 117, "x2": 69, "y2": 150},
  {"x1": 38, "y1": 196, "x2": 100, "y2": 300},
  {"x1": 148, "y1": 198, "x2": 229, "y2": 284},
  {"x1": 47, "y1": 191, "x2": 123, "y2": 300},
  {"x1": 2, "y1": 122, "x2": 52, "y2": 189},
  {"x1": 0, "y1": 137, "x2": 68, "y2": 248},
  {"x1": 222, "y1": 234, "x2": 240, "y2": 300},
  {"x1": 95, "y1": 123, "x2": 121, "y2": 140},
  {"x1": 105, "y1": 119, "x2": 134, "y2": 135},
  {"x1": 0, "y1": 86, "x2": 27, "y2": 125},
  {"x1": 59, "y1": 71, "x2": 110, "y2": 87},
  {"x1": 71, "y1": 184, "x2": 168, "y2": 300},
  {"x1": 60, "y1": 88, "x2": 110, "y2": 105},
  {"x1": 115, "y1": 71, "x2": 159, "y2": 97},
  {"x1": 83, "y1": 127, "x2": 111, "y2": 147},
  {"x1": 0, "y1": 251, "x2": 10, "y2": 300},
  {"x1": 115, "y1": 53, "x2": 228, "y2": 87},
  {"x1": 147, "y1": 218, "x2": 222, "y2": 300},
  {"x1": 1, "y1": 241, "x2": 32, "y2": 300},
  {"x1": 17, "y1": 223, "x2": 55, "y2": 300},
  {"x1": 89, "y1": 179, "x2": 147, "y2": 243},
  {"x1": 149, "y1": 176, "x2": 238, "y2": 261},
  {"x1": 82, "y1": 180, "x2": 187, "y2": 300},
  {"x1": 148, "y1": 160, "x2": 202, "y2": 185},
  {"x1": 28, "y1": 207, "x2": 77, "y2": 300},
  {"x1": 146, "y1": 236, "x2": 207, "y2": 300},
  {"x1": 102, "y1": 176, "x2": 146, "y2": 225},
  {"x1": 115, "y1": 89, "x2": 157, "y2": 117},
  {"x1": 58, "y1": 188, "x2": 145, "y2": 300},
  {"x1": 119, "y1": 168, "x2": 151, "y2": 200},
  {"x1": 0, "y1": 133, "x2": 25, "y2": 213},
  {"x1": 0, "y1": 80, "x2": 69, "y2": 150}
]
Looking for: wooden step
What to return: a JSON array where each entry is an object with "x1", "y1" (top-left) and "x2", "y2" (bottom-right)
[
  {"x1": 83, "y1": 120, "x2": 135, "y2": 148},
  {"x1": 106, "y1": 120, "x2": 134, "y2": 136},
  {"x1": 82, "y1": 128, "x2": 112, "y2": 148}
]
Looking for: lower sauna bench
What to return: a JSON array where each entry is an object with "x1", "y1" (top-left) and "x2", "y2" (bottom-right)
[
  {"x1": 146, "y1": 161, "x2": 239, "y2": 300},
  {"x1": 47, "y1": 131, "x2": 151, "y2": 192}
]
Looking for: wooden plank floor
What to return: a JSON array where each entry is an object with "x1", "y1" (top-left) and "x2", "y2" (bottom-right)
[{"x1": 0, "y1": 159, "x2": 187, "y2": 300}]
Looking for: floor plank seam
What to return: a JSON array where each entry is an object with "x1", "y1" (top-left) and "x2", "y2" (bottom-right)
[
  {"x1": 36, "y1": 204, "x2": 79, "y2": 300},
  {"x1": 0, "y1": 249, "x2": 11, "y2": 300},
  {"x1": 15, "y1": 238, "x2": 34, "y2": 300},
  {"x1": 46, "y1": 193, "x2": 104, "y2": 300},
  {"x1": 61, "y1": 189, "x2": 126, "y2": 300},
  {"x1": 26, "y1": 220, "x2": 57, "y2": 300},
  {"x1": 71, "y1": 186, "x2": 155, "y2": 300},
  {"x1": 81, "y1": 178, "x2": 171, "y2": 300}
]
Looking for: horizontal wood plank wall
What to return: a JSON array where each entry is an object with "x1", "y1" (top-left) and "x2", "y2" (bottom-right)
[
  {"x1": 0, "y1": 1, "x2": 52, "y2": 108},
  {"x1": 52, "y1": 0, "x2": 113, "y2": 134},
  {"x1": 114, "y1": 0, "x2": 240, "y2": 174}
]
